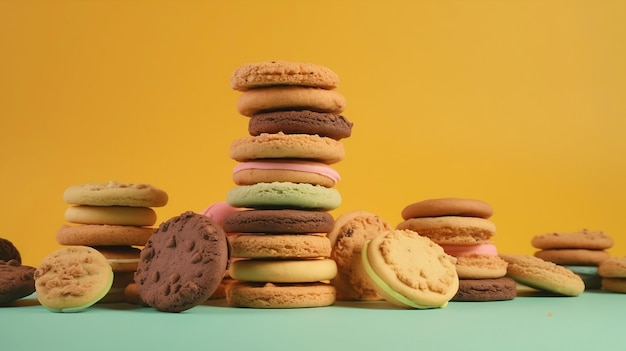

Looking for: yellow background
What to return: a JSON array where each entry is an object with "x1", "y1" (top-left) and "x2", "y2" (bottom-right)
[{"x1": 1, "y1": 0, "x2": 625, "y2": 267}]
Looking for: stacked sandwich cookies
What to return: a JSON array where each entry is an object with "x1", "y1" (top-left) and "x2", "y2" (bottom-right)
[
  {"x1": 397, "y1": 198, "x2": 516, "y2": 302},
  {"x1": 531, "y1": 229, "x2": 613, "y2": 290},
  {"x1": 224, "y1": 61, "x2": 352, "y2": 308},
  {"x1": 57, "y1": 181, "x2": 168, "y2": 303}
]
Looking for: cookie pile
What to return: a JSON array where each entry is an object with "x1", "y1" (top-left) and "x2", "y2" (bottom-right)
[
  {"x1": 532, "y1": 229, "x2": 613, "y2": 290},
  {"x1": 223, "y1": 60, "x2": 353, "y2": 308},
  {"x1": 56, "y1": 181, "x2": 168, "y2": 303},
  {"x1": 397, "y1": 198, "x2": 517, "y2": 302}
]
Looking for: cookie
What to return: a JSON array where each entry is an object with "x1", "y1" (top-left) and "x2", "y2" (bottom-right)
[
  {"x1": 534, "y1": 249, "x2": 611, "y2": 265},
  {"x1": 228, "y1": 258, "x2": 337, "y2": 283},
  {"x1": 63, "y1": 181, "x2": 168, "y2": 207},
  {"x1": 56, "y1": 224, "x2": 153, "y2": 246},
  {"x1": 598, "y1": 257, "x2": 626, "y2": 293},
  {"x1": 64, "y1": 205, "x2": 157, "y2": 226},
  {"x1": 601, "y1": 278, "x2": 626, "y2": 293},
  {"x1": 226, "y1": 182, "x2": 342, "y2": 211},
  {"x1": 230, "y1": 132, "x2": 345, "y2": 164},
  {"x1": 531, "y1": 229, "x2": 613, "y2": 250},
  {"x1": 401, "y1": 198, "x2": 493, "y2": 220},
  {"x1": 327, "y1": 211, "x2": 392, "y2": 301},
  {"x1": 237, "y1": 86, "x2": 346, "y2": 117},
  {"x1": 94, "y1": 246, "x2": 141, "y2": 272},
  {"x1": 231, "y1": 61, "x2": 340, "y2": 91},
  {"x1": 134, "y1": 212, "x2": 230, "y2": 312},
  {"x1": 454, "y1": 255, "x2": 508, "y2": 279},
  {"x1": 229, "y1": 234, "x2": 331, "y2": 259},
  {"x1": 248, "y1": 110, "x2": 353, "y2": 140},
  {"x1": 451, "y1": 277, "x2": 517, "y2": 302},
  {"x1": 0, "y1": 237, "x2": 22, "y2": 263},
  {"x1": 396, "y1": 216, "x2": 496, "y2": 245},
  {"x1": 0, "y1": 260, "x2": 36, "y2": 305},
  {"x1": 233, "y1": 160, "x2": 340, "y2": 188},
  {"x1": 34, "y1": 246, "x2": 114, "y2": 312},
  {"x1": 499, "y1": 254, "x2": 584, "y2": 296},
  {"x1": 361, "y1": 229, "x2": 459, "y2": 309},
  {"x1": 222, "y1": 209, "x2": 334, "y2": 234},
  {"x1": 226, "y1": 282, "x2": 336, "y2": 308}
]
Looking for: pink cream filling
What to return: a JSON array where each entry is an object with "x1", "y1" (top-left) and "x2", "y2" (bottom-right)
[
  {"x1": 200, "y1": 202, "x2": 242, "y2": 226},
  {"x1": 232, "y1": 161, "x2": 341, "y2": 184},
  {"x1": 440, "y1": 243, "x2": 498, "y2": 257}
]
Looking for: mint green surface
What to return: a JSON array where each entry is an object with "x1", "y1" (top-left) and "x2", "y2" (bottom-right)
[{"x1": 2, "y1": 291, "x2": 624, "y2": 351}]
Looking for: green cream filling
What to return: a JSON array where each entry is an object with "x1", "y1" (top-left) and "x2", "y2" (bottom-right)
[{"x1": 361, "y1": 241, "x2": 447, "y2": 310}]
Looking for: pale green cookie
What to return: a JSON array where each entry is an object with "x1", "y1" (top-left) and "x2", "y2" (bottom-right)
[{"x1": 226, "y1": 182, "x2": 341, "y2": 211}]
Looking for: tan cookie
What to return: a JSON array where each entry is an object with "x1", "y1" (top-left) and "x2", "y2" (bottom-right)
[
  {"x1": 534, "y1": 249, "x2": 611, "y2": 266},
  {"x1": 328, "y1": 211, "x2": 392, "y2": 301},
  {"x1": 531, "y1": 229, "x2": 613, "y2": 250},
  {"x1": 230, "y1": 132, "x2": 345, "y2": 164},
  {"x1": 226, "y1": 282, "x2": 336, "y2": 308},
  {"x1": 401, "y1": 198, "x2": 493, "y2": 220},
  {"x1": 229, "y1": 234, "x2": 331, "y2": 259},
  {"x1": 56, "y1": 224, "x2": 153, "y2": 246},
  {"x1": 63, "y1": 181, "x2": 168, "y2": 207},
  {"x1": 362, "y1": 229, "x2": 459, "y2": 309},
  {"x1": 237, "y1": 86, "x2": 346, "y2": 117},
  {"x1": 601, "y1": 278, "x2": 626, "y2": 293},
  {"x1": 231, "y1": 61, "x2": 340, "y2": 91},
  {"x1": 499, "y1": 254, "x2": 584, "y2": 296},
  {"x1": 34, "y1": 246, "x2": 114, "y2": 312},
  {"x1": 396, "y1": 216, "x2": 496, "y2": 245},
  {"x1": 455, "y1": 254, "x2": 508, "y2": 279},
  {"x1": 94, "y1": 246, "x2": 141, "y2": 272},
  {"x1": 229, "y1": 258, "x2": 337, "y2": 283},
  {"x1": 65, "y1": 205, "x2": 157, "y2": 226},
  {"x1": 598, "y1": 257, "x2": 626, "y2": 278}
]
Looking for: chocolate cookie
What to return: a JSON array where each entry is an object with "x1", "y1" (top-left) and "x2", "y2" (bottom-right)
[
  {"x1": 222, "y1": 209, "x2": 334, "y2": 234},
  {"x1": 451, "y1": 277, "x2": 517, "y2": 302},
  {"x1": 0, "y1": 260, "x2": 35, "y2": 304},
  {"x1": 135, "y1": 212, "x2": 229, "y2": 312},
  {"x1": 0, "y1": 238, "x2": 21, "y2": 263},
  {"x1": 248, "y1": 110, "x2": 353, "y2": 140}
]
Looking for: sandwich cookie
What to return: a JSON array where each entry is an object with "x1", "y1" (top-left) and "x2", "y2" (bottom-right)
[
  {"x1": 328, "y1": 211, "x2": 392, "y2": 301},
  {"x1": 231, "y1": 60, "x2": 340, "y2": 91},
  {"x1": 500, "y1": 254, "x2": 585, "y2": 296},
  {"x1": 56, "y1": 224, "x2": 153, "y2": 247},
  {"x1": 397, "y1": 216, "x2": 496, "y2": 245},
  {"x1": 222, "y1": 209, "x2": 334, "y2": 234},
  {"x1": 226, "y1": 182, "x2": 341, "y2": 211},
  {"x1": 64, "y1": 205, "x2": 157, "y2": 227},
  {"x1": 229, "y1": 234, "x2": 331, "y2": 259},
  {"x1": 0, "y1": 259, "x2": 35, "y2": 305},
  {"x1": 227, "y1": 282, "x2": 336, "y2": 308},
  {"x1": 229, "y1": 258, "x2": 337, "y2": 283},
  {"x1": 598, "y1": 257, "x2": 626, "y2": 293},
  {"x1": 362, "y1": 229, "x2": 459, "y2": 309},
  {"x1": 401, "y1": 198, "x2": 493, "y2": 220},
  {"x1": 135, "y1": 212, "x2": 230, "y2": 312},
  {"x1": 237, "y1": 86, "x2": 346, "y2": 117},
  {"x1": 230, "y1": 132, "x2": 345, "y2": 164},
  {"x1": 63, "y1": 181, "x2": 168, "y2": 208},
  {"x1": 233, "y1": 160, "x2": 341, "y2": 188},
  {"x1": 34, "y1": 246, "x2": 114, "y2": 312},
  {"x1": 248, "y1": 111, "x2": 353, "y2": 140}
]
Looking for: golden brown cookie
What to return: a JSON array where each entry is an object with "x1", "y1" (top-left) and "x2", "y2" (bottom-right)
[
  {"x1": 500, "y1": 254, "x2": 584, "y2": 296},
  {"x1": 598, "y1": 257, "x2": 626, "y2": 278},
  {"x1": 327, "y1": 211, "x2": 392, "y2": 301},
  {"x1": 231, "y1": 61, "x2": 340, "y2": 91},
  {"x1": 237, "y1": 86, "x2": 346, "y2": 117},
  {"x1": 396, "y1": 216, "x2": 496, "y2": 245},
  {"x1": 401, "y1": 198, "x2": 493, "y2": 220},
  {"x1": 362, "y1": 229, "x2": 459, "y2": 309},
  {"x1": 64, "y1": 205, "x2": 157, "y2": 226},
  {"x1": 56, "y1": 224, "x2": 153, "y2": 247},
  {"x1": 534, "y1": 249, "x2": 611, "y2": 266},
  {"x1": 229, "y1": 234, "x2": 331, "y2": 259},
  {"x1": 63, "y1": 181, "x2": 168, "y2": 207},
  {"x1": 455, "y1": 254, "x2": 508, "y2": 279},
  {"x1": 94, "y1": 246, "x2": 141, "y2": 272},
  {"x1": 226, "y1": 282, "x2": 336, "y2": 308},
  {"x1": 531, "y1": 229, "x2": 613, "y2": 250}
]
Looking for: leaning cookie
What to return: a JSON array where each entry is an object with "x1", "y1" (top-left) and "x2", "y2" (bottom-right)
[
  {"x1": 499, "y1": 254, "x2": 584, "y2": 296},
  {"x1": 362, "y1": 229, "x2": 459, "y2": 309},
  {"x1": 34, "y1": 246, "x2": 114, "y2": 312},
  {"x1": 0, "y1": 260, "x2": 36, "y2": 305}
]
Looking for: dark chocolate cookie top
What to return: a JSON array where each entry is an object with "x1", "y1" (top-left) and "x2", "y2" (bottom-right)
[
  {"x1": 249, "y1": 110, "x2": 353, "y2": 140},
  {"x1": 222, "y1": 209, "x2": 335, "y2": 234},
  {"x1": 0, "y1": 260, "x2": 35, "y2": 304},
  {"x1": 0, "y1": 238, "x2": 21, "y2": 263}
]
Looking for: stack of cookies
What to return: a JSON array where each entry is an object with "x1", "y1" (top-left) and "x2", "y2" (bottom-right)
[
  {"x1": 397, "y1": 198, "x2": 517, "y2": 302},
  {"x1": 56, "y1": 181, "x2": 168, "y2": 303},
  {"x1": 598, "y1": 257, "x2": 626, "y2": 293},
  {"x1": 532, "y1": 229, "x2": 613, "y2": 290},
  {"x1": 223, "y1": 60, "x2": 353, "y2": 308}
]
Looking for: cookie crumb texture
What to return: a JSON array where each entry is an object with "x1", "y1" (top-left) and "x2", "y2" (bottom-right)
[{"x1": 135, "y1": 212, "x2": 228, "y2": 312}]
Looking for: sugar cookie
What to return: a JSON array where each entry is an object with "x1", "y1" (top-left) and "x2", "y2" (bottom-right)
[{"x1": 231, "y1": 61, "x2": 339, "y2": 91}]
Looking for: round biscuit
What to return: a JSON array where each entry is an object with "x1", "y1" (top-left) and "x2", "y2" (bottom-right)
[
  {"x1": 499, "y1": 254, "x2": 584, "y2": 296},
  {"x1": 226, "y1": 282, "x2": 336, "y2": 308},
  {"x1": 455, "y1": 254, "x2": 508, "y2": 279},
  {"x1": 228, "y1": 258, "x2": 337, "y2": 283},
  {"x1": 229, "y1": 234, "x2": 331, "y2": 259},
  {"x1": 65, "y1": 205, "x2": 157, "y2": 226},
  {"x1": 231, "y1": 61, "x2": 339, "y2": 91},
  {"x1": 237, "y1": 86, "x2": 346, "y2": 117},
  {"x1": 230, "y1": 132, "x2": 345, "y2": 164},
  {"x1": 534, "y1": 249, "x2": 611, "y2": 266},
  {"x1": 56, "y1": 224, "x2": 153, "y2": 247},
  {"x1": 531, "y1": 229, "x2": 614, "y2": 250},
  {"x1": 63, "y1": 181, "x2": 168, "y2": 207},
  {"x1": 452, "y1": 277, "x2": 517, "y2": 302},
  {"x1": 601, "y1": 278, "x2": 626, "y2": 293},
  {"x1": 401, "y1": 198, "x2": 493, "y2": 220},
  {"x1": 248, "y1": 110, "x2": 353, "y2": 140},
  {"x1": 222, "y1": 209, "x2": 334, "y2": 234},
  {"x1": 598, "y1": 257, "x2": 626, "y2": 278},
  {"x1": 94, "y1": 246, "x2": 141, "y2": 272},
  {"x1": 396, "y1": 216, "x2": 496, "y2": 244}
]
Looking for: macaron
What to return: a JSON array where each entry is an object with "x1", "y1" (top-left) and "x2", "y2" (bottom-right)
[
  {"x1": 226, "y1": 182, "x2": 341, "y2": 211},
  {"x1": 233, "y1": 160, "x2": 341, "y2": 188}
]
